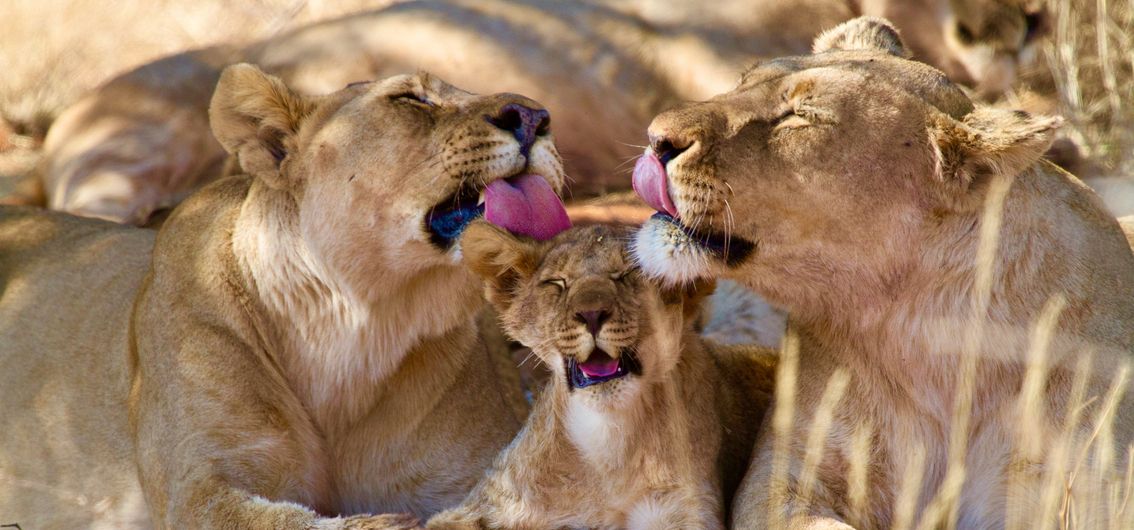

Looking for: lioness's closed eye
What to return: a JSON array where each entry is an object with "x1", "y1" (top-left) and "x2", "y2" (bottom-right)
[{"x1": 427, "y1": 222, "x2": 775, "y2": 530}]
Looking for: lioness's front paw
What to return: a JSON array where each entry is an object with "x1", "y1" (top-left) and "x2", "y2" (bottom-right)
[
  {"x1": 335, "y1": 513, "x2": 423, "y2": 529},
  {"x1": 424, "y1": 510, "x2": 485, "y2": 530}
]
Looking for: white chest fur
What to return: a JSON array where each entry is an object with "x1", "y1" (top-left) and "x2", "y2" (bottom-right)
[{"x1": 564, "y1": 399, "x2": 632, "y2": 469}]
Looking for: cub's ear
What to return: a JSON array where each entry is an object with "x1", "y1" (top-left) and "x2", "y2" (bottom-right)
[
  {"x1": 928, "y1": 107, "x2": 1062, "y2": 209},
  {"x1": 813, "y1": 16, "x2": 911, "y2": 58},
  {"x1": 660, "y1": 277, "x2": 717, "y2": 323},
  {"x1": 461, "y1": 221, "x2": 542, "y2": 311},
  {"x1": 209, "y1": 63, "x2": 316, "y2": 188}
]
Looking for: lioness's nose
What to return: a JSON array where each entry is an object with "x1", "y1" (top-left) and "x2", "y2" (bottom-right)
[
  {"x1": 575, "y1": 310, "x2": 611, "y2": 336},
  {"x1": 488, "y1": 103, "x2": 550, "y2": 157},
  {"x1": 648, "y1": 132, "x2": 692, "y2": 165}
]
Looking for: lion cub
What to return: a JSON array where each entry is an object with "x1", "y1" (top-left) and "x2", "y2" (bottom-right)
[{"x1": 427, "y1": 222, "x2": 775, "y2": 530}]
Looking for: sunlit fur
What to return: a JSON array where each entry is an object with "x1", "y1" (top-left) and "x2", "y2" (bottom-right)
[
  {"x1": 633, "y1": 17, "x2": 1134, "y2": 529},
  {"x1": 597, "y1": 0, "x2": 1047, "y2": 96},
  {"x1": 0, "y1": 65, "x2": 563, "y2": 527},
  {"x1": 32, "y1": 0, "x2": 1044, "y2": 225},
  {"x1": 427, "y1": 223, "x2": 775, "y2": 530}
]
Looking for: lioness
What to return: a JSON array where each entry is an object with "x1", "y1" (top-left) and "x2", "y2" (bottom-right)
[
  {"x1": 426, "y1": 222, "x2": 775, "y2": 529},
  {"x1": 632, "y1": 17, "x2": 1134, "y2": 529},
  {"x1": 36, "y1": 0, "x2": 1046, "y2": 225},
  {"x1": 0, "y1": 64, "x2": 571, "y2": 527}
]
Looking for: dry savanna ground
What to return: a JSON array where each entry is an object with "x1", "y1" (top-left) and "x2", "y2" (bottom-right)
[{"x1": 0, "y1": 1, "x2": 1132, "y2": 529}]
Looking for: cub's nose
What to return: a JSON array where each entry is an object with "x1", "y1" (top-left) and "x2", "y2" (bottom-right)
[
  {"x1": 487, "y1": 102, "x2": 550, "y2": 157},
  {"x1": 648, "y1": 132, "x2": 692, "y2": 165},
  {"x1": 575, "y1": 310, "x2": 611, "y2": 336}
]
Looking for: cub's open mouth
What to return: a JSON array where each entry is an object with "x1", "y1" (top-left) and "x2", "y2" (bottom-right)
[
  {"x1": 426, "y1": 173, "x2": 571, "y2": 249},
  {"x1": 566, "y1": 349, "x2": 641, "y2": 390}
]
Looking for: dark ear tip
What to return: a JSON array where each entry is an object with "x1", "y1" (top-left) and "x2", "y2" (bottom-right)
[{"x1": 813, "y1": 16, "x2": 910, "y2": 58}]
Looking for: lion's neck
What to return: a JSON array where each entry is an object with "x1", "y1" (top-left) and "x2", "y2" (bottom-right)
[
  {"x1": 557, "y1": 333, "x2": 714, "y2": 473},
  {"x1": 232, "y1": 186, "x2": 484, "y2": 431},
  {"x1": 797, "y1": 167, "x2": 1134, "y2": 410}
]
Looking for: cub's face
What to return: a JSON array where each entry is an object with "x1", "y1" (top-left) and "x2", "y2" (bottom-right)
[
  {"x1": 632, "y1": 17, "x2": 1057, "y2": 313},
  {"x1": 462, "y1": 223, "x2": 702, "y2": 409},
  {"x1": 210, "y1": 66, "x2": 567, "y2": 290},
  {"x1": 869, "y1": 0, "x2": 1048, "y2": 97}
]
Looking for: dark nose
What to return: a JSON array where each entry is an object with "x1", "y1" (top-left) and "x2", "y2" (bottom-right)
[
  {"x1": 487, "y1": 103, "x2": 550, "y2": 157},
  {"x1": 649, "y1": 132, "x2": 691, "y2": 165},
  {"x1": 575, "y1": 310, "x2": 611, "y2": 336}
]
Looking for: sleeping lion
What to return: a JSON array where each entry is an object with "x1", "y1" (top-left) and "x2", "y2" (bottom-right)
[{"x1": 34, "y1": 0, "x2": 1048, "y2": 226}]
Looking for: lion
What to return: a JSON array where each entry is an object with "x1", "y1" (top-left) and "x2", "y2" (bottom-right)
[
  {"x1": 631, "y1": 17, "x2": 1134, "y2": 529},
  {"x1": 35, "y1": 0, "x2": 1046, "y2": 226},
  {"x1": 424, "y1": 222, "x2": 775, "y2": 529},
  {"x1": 0, "y1": 64, "x2": 572, "y2": 528},
  {"x1": 597, "y1": 0, "x2": 1048, "y2": 97}
]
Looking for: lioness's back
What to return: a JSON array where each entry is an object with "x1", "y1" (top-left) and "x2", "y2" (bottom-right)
[{"x1": 0, "y1": 207, "x2": 155, "y2": 528}]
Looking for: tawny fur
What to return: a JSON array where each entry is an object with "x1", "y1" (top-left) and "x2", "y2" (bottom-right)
[
  {"x1": 0, "y1": 65, "x2": 562, "y2": 528},
  {"x1": 35, "y1": 0, "x2": 1042, "y2": 225},
  {"x1": 598, "y1": 0, "x2": 1047, "y2": 96},
  {"x1": 634, "y1": 17, "x2": 1134, "y2": 529},
  {"x1": 426, "y1": 223, "x2": 775, "y2": 530}
]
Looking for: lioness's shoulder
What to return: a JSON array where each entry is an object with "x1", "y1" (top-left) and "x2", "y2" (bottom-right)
[
  {"x1": 154, "y1": 175, "x2": 251, "y2": 244},
  {"x1": 709, "y1": 342, "x2": 777, "y2": 399}
]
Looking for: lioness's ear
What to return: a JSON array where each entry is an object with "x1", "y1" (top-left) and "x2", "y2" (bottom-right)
[
  {"x1": 461, "y1": 221, "x2": 542, "y2": 311},
  {"x1": 928, "y1": 107, "x2": 1062, "y2": 208},
  {"x1": 813, "y1": 16, "x2": 911, "y2": 58},
  {"x1": 209, "y1": 63, "x2": 316, "y2": 188}
]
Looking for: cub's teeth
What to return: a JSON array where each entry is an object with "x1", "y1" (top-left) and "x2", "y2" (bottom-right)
[{"x1": 477, "y1": 190, "x2": 486, "y2": 206}]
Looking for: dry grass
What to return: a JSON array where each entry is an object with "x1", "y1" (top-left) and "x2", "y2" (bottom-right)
[
  {"x1": 1036, "y1": 0, "x2": 1134, "y2": 177},
  {"x1": 774, "y1": 177, "x2": 1134, "y2": 529}
]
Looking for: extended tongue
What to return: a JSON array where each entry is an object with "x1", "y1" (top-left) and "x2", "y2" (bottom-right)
[
  {"x1": 579, "y1": 356, "x2": 620, "y2": 378},
  {"x1": 484, "y1": 174, "x2": 571, "y2": 240},
  {"x1": 632, "y1": 152, "x2": 678, "y2": 218}
]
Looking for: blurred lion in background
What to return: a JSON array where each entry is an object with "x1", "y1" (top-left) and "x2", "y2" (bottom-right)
[{"x1": 3, "y1": 0, "x2": 1050, "y2": 225}]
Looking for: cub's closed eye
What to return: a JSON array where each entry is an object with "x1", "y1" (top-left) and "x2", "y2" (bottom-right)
[
  {"x1": 543, "y1": 278, "x2": 566, "y2": 290},
  {"x1": 390, "y1": 91, "x2": 432, "y2": 106}
]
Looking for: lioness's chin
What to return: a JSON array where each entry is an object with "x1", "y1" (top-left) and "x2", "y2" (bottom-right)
[{"x1": 633, "y1": 213, "x2": 755, "y2": 284}]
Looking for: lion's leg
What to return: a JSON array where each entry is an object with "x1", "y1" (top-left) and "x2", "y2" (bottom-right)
[
  {"x1": 425, "y1": 408, "x2": 565, "y2": 530},
  {"x1": 731, "y1": 436, "x2": 855, "y2": 530},
  {"x1": 625, "y1": 485, "x2": 725, "y2": 530},
  {"x1": 424, "y1": 457, "x2": 550, "y2": 530},
  {"x1": 162, "y1": 484, "x2": 419, "y2": 529},
  {"x1": 130, "y1": 326, "x2": 419, "y2": 528}
]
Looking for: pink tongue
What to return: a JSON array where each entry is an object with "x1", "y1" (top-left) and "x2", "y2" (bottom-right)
[
  {"x1": 579, "y1": 356, "x2": 620, "y2": 378},
  {"x1": 632, "y1": 152, "x2": 678, "y2": 218},
  {"x1": 485, "y1": 174, "x2": 572, "y2": 241}
]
